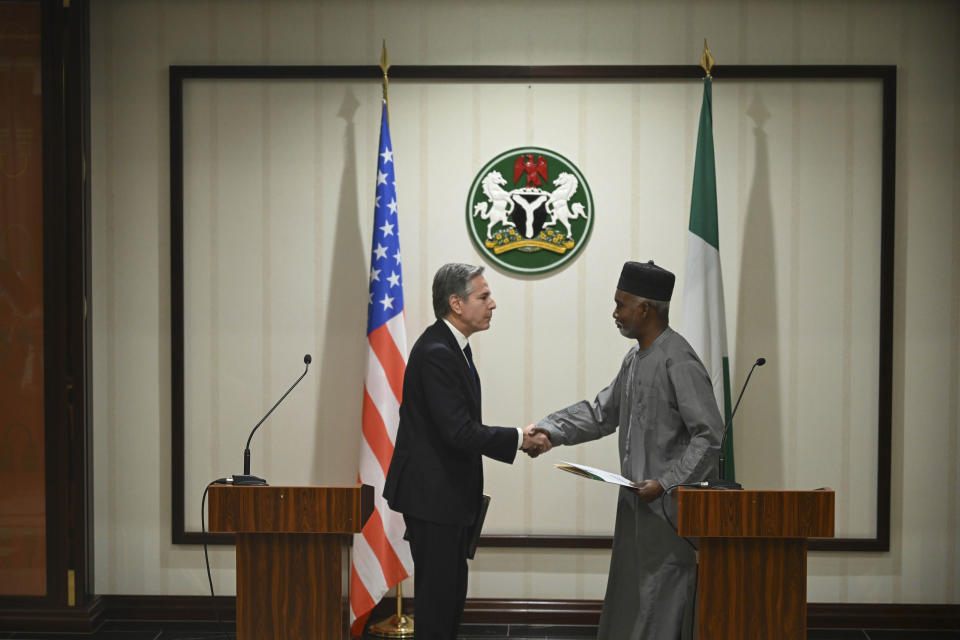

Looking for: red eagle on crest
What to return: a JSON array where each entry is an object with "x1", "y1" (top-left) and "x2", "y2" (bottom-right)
[{"x1": 514, "y1": 154, "x2": 548, "y2": 187}]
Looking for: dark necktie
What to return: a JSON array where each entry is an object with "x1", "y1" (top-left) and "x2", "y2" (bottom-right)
[{"x1": 463, "y1": 343, "x2": 480, "y2": 390}]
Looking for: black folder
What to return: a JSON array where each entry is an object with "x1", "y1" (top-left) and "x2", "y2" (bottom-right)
[{"x1": 466, "y1": 494, "x2": 490, "y2": 559}]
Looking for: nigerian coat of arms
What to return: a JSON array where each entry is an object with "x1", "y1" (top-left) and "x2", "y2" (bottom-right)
[{"x1": 466, "y1": 147, "x2": 594, "y2": 275}]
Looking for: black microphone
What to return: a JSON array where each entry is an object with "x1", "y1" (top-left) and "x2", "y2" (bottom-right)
[
  {"x1": 712, "y1": 356, "x2": 766, "y2": 490},
  {"x1": 232, "y1": 354, "x2": 312, "y2": 486}
]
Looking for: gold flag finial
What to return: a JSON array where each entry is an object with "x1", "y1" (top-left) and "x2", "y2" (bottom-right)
[
  {"x1": 701, "y1": 39, "x2": 715, "y2": 78},
  {"x1": 380, "y1": 39, "x2": 391, "y2": 104}
]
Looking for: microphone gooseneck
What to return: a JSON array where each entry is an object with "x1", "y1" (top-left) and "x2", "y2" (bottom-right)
[
  {"x1": 715, "y1": 356, "x2": 767, "y2": 489},
  {"x1": 233, "y1": 354, "x2": 312, "y2": 486}
]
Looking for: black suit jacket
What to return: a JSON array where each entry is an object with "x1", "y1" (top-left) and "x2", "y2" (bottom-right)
[{"x1": 383, "y1": 319, "x2": 518, "y2": 526}]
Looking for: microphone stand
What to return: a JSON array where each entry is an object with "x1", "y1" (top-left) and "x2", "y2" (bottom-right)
[
  {"x1": 711, "y1": 357, "x2": 766, "y2": 490},
  {"x1": 232, "y1": 354, "x2": 312, "y2": 486}
]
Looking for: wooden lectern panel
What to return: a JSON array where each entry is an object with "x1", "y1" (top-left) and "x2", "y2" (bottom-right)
[
  {"x1": 208, "y1": 484, "x2": 374, "y2": 534},
  {"x1": 207, "y1": 485, "x2": 373, "y2": 640},
  {"x1": 698, "y1": 537, "x2": 807, "y2": 639},
  {"x1": 236, "y1": 532, "x2": 344, "y2": 639},
  {"x1": 676, "y1": 488, "x2": 834, "y2": 538}
]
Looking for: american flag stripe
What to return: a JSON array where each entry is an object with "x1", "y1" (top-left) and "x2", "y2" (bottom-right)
[
  {"x1": 358, "y1": 439, "x2": 387, "y2": 489},
  {"x1": 352, "y1": 497, "x2": 390, "y2": 627},
  {"x1": 350, "y1": 99, "x2": 413, "y2": 636},
  {"x1": 384, "y1": 315, "x2": 409, "y2": 364},
  {"x1": 361, "y1": 508, "x2": 409, "y2": 586},
  {"x1": 368, "y1": 324, "x2": 405, "y2": 401},
  {"x1": 353, "y1": 524, "x2": 388, "y2": 593},
  {"x1": 357, "y1": 451, "x2": 413, "y2": 567},
  {"x1": 349, "y1": 564, "x2": 376, "y2": 617},
  {"x1": 364, "y1": 355, "x2": 400, "y2": 437},
  {"x1": 361, "y1": 389, "x2": 395, "y2": 475}
]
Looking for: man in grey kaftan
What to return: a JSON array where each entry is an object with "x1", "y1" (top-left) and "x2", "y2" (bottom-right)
[{"x1": 534, "y1": 261, "x2": 723, "y2": 640}]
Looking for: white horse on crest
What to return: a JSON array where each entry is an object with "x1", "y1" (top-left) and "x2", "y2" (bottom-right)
[
  {"x1": 544, "y1": 172, "x2": 589, "y2": 238},
  {"x1": 473, "y1": 171, "x2": 517, "y2": 240}
]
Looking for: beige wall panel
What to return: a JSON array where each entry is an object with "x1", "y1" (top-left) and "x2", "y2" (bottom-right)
[
  {"x1": 897, "y1": 1, "x2": 958, "y2": 603},
  {"x1": 263, "y1": 1, "x2": 317, "y2": 62},
  {"x1": 93, "y1": 0, "x2": 167, "y2": 594},
  {"x1": 160, "y1": 3, "x2": 214, "y2": 64}
]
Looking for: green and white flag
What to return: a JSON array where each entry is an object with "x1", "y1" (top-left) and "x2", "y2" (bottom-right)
[{"x1": 681, "y1": 77, "x2": 734, "y2": 479}]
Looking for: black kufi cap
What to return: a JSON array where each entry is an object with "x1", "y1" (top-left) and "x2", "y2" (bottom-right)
[{"x1": 617, "y1": 260, "x2": 675, "y2": 301}]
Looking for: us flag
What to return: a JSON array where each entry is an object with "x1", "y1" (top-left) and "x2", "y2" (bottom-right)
[{"x1": 349, "y1": 99, "x2": 414, "y2": 635}]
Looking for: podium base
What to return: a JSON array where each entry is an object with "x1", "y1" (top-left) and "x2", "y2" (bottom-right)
[{"x1": 367, "y1": 613, "x2": 414, "y2": 638}]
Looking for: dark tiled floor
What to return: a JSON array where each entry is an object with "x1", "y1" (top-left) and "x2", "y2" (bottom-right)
[{"x1": 0, "y1": 622, "x2": 958, "y2": 639}]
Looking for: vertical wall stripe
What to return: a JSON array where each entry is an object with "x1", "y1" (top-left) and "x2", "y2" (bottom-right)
[
  {"x1": 574, "y1": 76, "x2": 593, "y2": 598},
  {"x1": 418, "y1": 2, "x2": 428, "y2": 61},
  {"x1": 103, "y1": 0, "x2": 118, "y2": 593},
  {"x1": 837, "y1": 4, "x2": 856, "y2": 602},
  {"x1": 682, "y1": 4, "x2": 694, "y2": 263},
  {"x1": 520, "y1": 85, "x2": 536, "y2": 597},
  {"x1": 312, "y1": 3, "x2": 324, "y2": 410},
  {"x1": 366, "y1": 0, "x2": 375, "y2": 60},
  {"x1": 791, "y1": 0, "x2": 805, "y2": 493},
  {"x1": 575, "y1": 10, "x2": 590, "y2": 598},
  {"x1": 208, "y1": 1, "x2": 221, "y2": 477},
  {"x1": 786, "y1": 85, "x2": 800, "y2": 491},
  {"x1": 837, "y1": 80, "x2": 855, "y2": 603},
  {"x1": 630, "y1": 83, "x2": 642, "y2": 253},
  {"x1": 260, "y1": 0, "x2": 273, "y2": 479},
  {"x1": 630, "y1": 5, "x2": 642, "y2": 256},
  {"x1": 947, "y1": 5, "x2": 960, "y2": 603},
  {"x1": 736, "y1": 4, "x2": 748, "y2": 369},
  {"x1": 419, "y1": 85, "x2": 429, "y2": 323},
  {"x1": 155, "y1": 0, "x2": 172, "y2": 579},
  {"x1": 574, "y1": 83, "x2": 588, "y2": 537},
  {"x1": 785, "y1": 0, "x2": 806, "y2": 492},
  {"x1": 891, "y1": 0, "x2": 910, "y2": 604},
  {"x1": 157, "y1": 0, "x2": 169, "y2": 506}
]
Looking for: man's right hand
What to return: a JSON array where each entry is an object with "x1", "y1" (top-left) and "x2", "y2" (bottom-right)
[{"x1": 521, "y1": 425, "x2": 553, "y2": 458}]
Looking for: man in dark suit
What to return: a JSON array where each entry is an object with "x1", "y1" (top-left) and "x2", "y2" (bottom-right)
[{"x1": 383, "y1": 263, "x2": 545, "y2": 639}]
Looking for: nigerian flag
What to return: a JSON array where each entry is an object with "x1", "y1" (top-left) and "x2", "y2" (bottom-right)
[{"x1": 681, "y1": 77, "x2": 735, "y2": 479}]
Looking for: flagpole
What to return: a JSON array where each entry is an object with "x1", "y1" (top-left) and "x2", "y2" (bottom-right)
[
  {"x1": 366, "y1": 42, "x2": 414, "y2": 640},
  {"x1": 380, "y1": 38, "x2": 390, "y2": 114}
]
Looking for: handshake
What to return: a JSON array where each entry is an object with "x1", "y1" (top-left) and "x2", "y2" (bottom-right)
[{"x1": 520, "y1": 425, "x2": 552, "y2": 458}]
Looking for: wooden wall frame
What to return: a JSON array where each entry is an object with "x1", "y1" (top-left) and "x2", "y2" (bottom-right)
[{"x1": 169, "y1": 64, "x2": 895, "y2": 552}]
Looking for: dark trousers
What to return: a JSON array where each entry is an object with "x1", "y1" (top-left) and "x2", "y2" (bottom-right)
[{"x1": 403, "y1": 514, "x2": 470, "y2": 640}]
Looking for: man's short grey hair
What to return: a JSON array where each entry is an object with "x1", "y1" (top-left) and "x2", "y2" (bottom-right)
[
  {"x1": 433, "y1": 263, "x2": 485, "y2": 320},
  {"x1": 641, "y1": 297, "x2": 670, "y2": 323}
]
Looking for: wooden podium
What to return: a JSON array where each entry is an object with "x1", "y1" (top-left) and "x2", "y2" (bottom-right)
[
  {"x1": 676, "y1": 488, "x2": 834, "y2": 640},
  {"x1": 208, "y1": 484, "x2": 374, "y2": 640}
]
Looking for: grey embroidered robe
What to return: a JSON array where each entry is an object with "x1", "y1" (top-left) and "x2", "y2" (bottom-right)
[{"x1": 537, "y1": 327, "x2": 724, "y2": 640}]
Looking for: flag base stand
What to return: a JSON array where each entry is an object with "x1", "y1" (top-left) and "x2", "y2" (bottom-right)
[
  {"x1": 368, "y1": 613, "x2": 414, "y2": 638},
  {"x1": 368, "y1": 583, "x2": 414, "y2": 638}
]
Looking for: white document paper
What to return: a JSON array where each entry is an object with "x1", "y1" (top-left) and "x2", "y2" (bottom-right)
[{"x1": 554, "y1": 460, "x2": 636, "y2": 488}]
